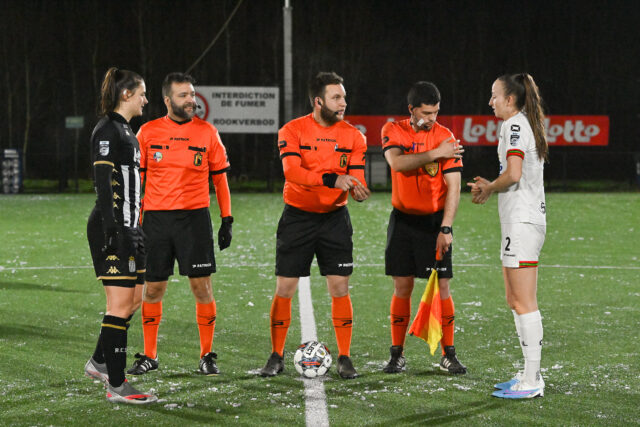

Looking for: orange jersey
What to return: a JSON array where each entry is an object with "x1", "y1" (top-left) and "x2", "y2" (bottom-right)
[
  {"x1": 138, "y1": 116, "x2": 231, "y2": 212},
  {"x1": 278, "y1": 114, "x2": 367, "y2": 213},
  {"x1": 382, "y1": 119, "x2": 463, "y2": 215}
]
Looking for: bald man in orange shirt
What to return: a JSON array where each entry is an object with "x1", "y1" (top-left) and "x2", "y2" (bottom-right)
[{"x1": 259, "y1": 71, "x2": 370, "y2": 379}]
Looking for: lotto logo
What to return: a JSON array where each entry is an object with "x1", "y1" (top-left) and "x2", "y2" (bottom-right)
[
  {"x1": 544, "y1": 118, "x2": 600, "y2": 143},
  {"x1": 459, "y1": 116, "x2": 608, "y2": 146},
  {"x1": 462, "y1": 118, "x2": 501, "y2": 143},
  {"x1": 343, "y1": 114, "x2": 609, "y2": 147}
]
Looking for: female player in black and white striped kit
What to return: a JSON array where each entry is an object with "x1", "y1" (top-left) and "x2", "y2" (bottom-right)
[{"x1": 84, "y1": 67, "x2": 156, "y2": 404}]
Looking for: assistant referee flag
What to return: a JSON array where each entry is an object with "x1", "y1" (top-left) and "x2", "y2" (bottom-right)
[{"x1": 408, "y1": 266, "x2": 443, "y2": 355}]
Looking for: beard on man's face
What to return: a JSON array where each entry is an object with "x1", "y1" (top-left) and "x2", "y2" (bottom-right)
[
  {"x1": 170, "y1": 99, "x2": 196, "y2": 120},
  {"x1": 319, "y1": 102, "x2": 342, "y2": 125}
]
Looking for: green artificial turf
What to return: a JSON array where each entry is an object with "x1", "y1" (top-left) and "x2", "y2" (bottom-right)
[{"x1": 0, "y1": 192, "x2": 638, "y2": 425}]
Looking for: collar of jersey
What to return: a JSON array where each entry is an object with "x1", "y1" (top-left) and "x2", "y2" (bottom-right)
[
  {"x1": 308, "y1": 112, "x2": 342, "y2": 130},
  {"x1": 167, "y1": 115, "x2": 193, "y2": 126},
  {"x1": 107, "y1": 111, "x2": 129, "y2": 124}
]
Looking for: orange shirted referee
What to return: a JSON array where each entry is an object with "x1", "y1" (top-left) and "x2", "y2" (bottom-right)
[
  {"x1": 259, "y1": 72, "x2": 370, "y2": 379},
  {"x1": 381, "y1": 81, "x2": 468, "y2": 375},
  {"x1": 127, "y1": 73, "x2": 232, "y2": 377}
]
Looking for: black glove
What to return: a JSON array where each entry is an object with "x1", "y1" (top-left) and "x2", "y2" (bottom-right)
[
  {"x1": 102, "y1": 227, "x2": 120, "y2": 255},
  {"x1": 218, "y1": 216, "x2": 233, "y2": 251}
]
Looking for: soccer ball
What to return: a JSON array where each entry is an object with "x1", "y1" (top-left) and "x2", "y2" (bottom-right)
[{"x1": 293, "y1": 341, "x2": 332, "y2": 378}]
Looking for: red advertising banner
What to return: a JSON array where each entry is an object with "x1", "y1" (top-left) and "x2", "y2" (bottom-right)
[{"x1": 345, "y1": 115, "x2": 610, "y2": 146}]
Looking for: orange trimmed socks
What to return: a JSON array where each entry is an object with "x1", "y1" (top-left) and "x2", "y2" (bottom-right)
[
  {"x1": 441, "y1": 296, "x2": 455, "y2": 355},
  {"x1": 141, "y1": 301, "x2": 162, "y2": 359},
  {"x1": 332, "y1": 295, "x2": 353, "y2": 357},
  {"x1": 390, "y1": 295, "x2": 411, "y2": 347},
  {"x1": 269, "y1": 295, "x2": 292, "y2": 356},
  {"x1": 196, "y1": 301, "x2": 217, "y2": 358}
]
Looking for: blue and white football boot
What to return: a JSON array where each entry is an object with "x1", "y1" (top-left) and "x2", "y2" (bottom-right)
[
  {"x1": 494, "y1": 371, "x2": 524, "y2": 390},
  {"x1": 492, "y1": 376, "x2": 544, "y2": 399}
]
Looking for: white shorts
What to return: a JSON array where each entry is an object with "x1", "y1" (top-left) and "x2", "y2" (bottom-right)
[{"x1": 500, "y1": 222, "x2": 546, "y2": 268}]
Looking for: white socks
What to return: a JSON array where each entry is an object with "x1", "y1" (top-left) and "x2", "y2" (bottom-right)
[
  {"x1": 515, "y1": 310, "x2": 543, "y2": 385},
  {"x1": 511, "y1": 309, "x2": 523, "y2": 350}
]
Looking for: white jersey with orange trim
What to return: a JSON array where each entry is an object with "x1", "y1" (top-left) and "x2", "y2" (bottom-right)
[{"x1": 497, "y1": 111, "x2": 546, "y2": 225}]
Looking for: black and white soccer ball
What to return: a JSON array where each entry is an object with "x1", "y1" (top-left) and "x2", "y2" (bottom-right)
[{"x1": 293, "y1": 341, "x2": 332, "y2": 378}]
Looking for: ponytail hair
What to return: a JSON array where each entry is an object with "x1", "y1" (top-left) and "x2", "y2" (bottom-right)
[
  {"x1": 497, "y1": 73, "x2": 549, "y2": 162},
  {"x1": 99, "y1": 67, "x2": 143, "y2": 116}
]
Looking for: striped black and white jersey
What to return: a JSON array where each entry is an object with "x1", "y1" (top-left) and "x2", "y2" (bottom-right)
[{"x1": 91, "y1": 112, "x2": 141, "y2": 230}]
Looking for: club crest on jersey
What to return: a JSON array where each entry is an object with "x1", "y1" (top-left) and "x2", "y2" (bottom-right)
[
  {"x1": 153, "y1": 152, "x2": 163, "y2": 162},
  {"x1": 339, "y1": 154, "x2": 347, "y2": 168},
  {"x1": 194, "y1": 152, "x2": 203, "y2": 166},
  {"x1": 128, "y1": 256, "x2": 136, "y2": 273},
  {"x1": 423, "y1": 161, "x2": 439, "y2": 177},
  {"x1": 99, "y1": 141, "x2": 109, "y2": 156}
]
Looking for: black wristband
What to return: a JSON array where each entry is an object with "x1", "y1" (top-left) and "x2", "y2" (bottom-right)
[
  {"x1": 322, "y1": 173, "x2": 338, "y2": 188},
  {"x1": 221, "y1": 216, "x2": 234, "y2": 224},
  {"x1": 440, "y1": 226, "x2": 452, "y2": 234}
]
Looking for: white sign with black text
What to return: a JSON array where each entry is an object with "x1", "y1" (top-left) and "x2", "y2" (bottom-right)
[{"x1": 195, "y1": 86, "x2": 279, "y2": 134}]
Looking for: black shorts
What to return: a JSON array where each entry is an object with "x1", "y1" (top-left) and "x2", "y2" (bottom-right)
[
  {"x1": 143, "y1": 208, "x2": 216, "y2": 281},
  {"x1": 385, "y1": 208, "x2": 453, "y2": 279},
  {"x1": 276, "y1": 204, "x2": 353, "y2": 277},
  {"x1": 87, "y1": 207, "x2": 146, "y2": 288}
]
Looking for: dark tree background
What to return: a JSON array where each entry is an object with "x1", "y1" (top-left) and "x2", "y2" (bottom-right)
[{"x1": 1, "y1": 0, "x2": 638, "y2": 187}]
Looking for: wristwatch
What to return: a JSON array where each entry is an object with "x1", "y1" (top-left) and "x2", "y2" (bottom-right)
[{"x1": 440, "y1": 226, "x2": 452, "y2": 234}]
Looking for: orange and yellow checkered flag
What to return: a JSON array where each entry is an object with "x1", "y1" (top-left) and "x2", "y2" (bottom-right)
[{"x1": 408, "y1": 256, "x2": 443, "y2": 355}]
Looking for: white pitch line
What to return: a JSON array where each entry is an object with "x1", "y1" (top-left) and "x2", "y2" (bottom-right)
[
  {"x1": 298, "y1": 276, "x2": 330, "y2": 427},
  {"x1": 355, "y1": 263, "x2": 640, "y2": 270},
  {"x1": 0, "y1": 265, "x2": 94, "y2": 271}
]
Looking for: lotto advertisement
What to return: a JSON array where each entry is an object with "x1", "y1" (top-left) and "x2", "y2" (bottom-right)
[{"x1": 346, "y1": 115, "x2": 609, "y2": 146}]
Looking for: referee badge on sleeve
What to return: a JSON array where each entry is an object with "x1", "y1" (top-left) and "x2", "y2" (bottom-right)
[{"x1": 339, "y1": 154, "x2": 347, "y2": 168}]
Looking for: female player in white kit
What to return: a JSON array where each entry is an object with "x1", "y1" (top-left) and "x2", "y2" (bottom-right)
[{"x1": 468, "y1": 73, "x2": 548, "y2": 399}]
